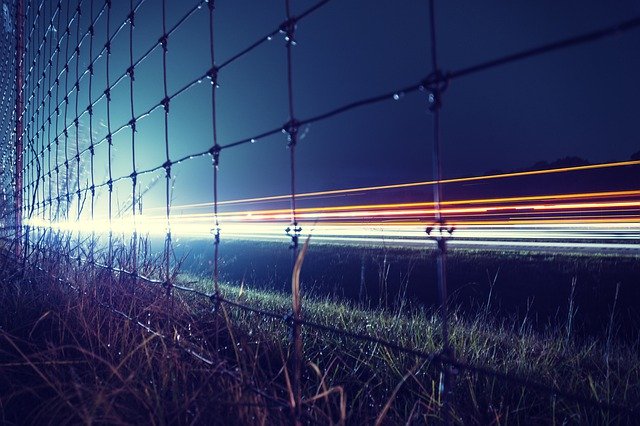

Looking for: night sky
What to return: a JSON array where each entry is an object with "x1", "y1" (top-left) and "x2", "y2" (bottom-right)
[{"x1": 11, "y1": 0, "x2": 640, "y2": 216}]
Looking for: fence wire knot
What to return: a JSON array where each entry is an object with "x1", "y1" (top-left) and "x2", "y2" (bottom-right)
[
  {"x1": 161, "y1": 96, "x2": 170, "y2": 113},
  {"x1": 286, "y1": 223, "x2": 302, "y2": 249},
  {"x1": 426, "y1": 224, "x2": 455, "y2": 239},
  {"x1": 421, "y1": 70, "x2": 449, "y2": 111},
  {"x1": 283, "y1": 119, "x2": 299, "y2": 147},
  {"x1": 280, "y1": 18, "x2": 297, "y2": 45},
  {"x1": 159, "y1": 34, "x2": 168, "y2": 51},
  {"x1": 162, "y1": 160, "x2": 171, "y2": 178},
  {"x1": 207, "y1": 66, "x2": 219, "y2": 87},
  {"x1": 209, "y1": 144, "x2": 221, "y2": 166},
  {"x1": 209, "y1": 292, "x2": 221, "y2": 313}
]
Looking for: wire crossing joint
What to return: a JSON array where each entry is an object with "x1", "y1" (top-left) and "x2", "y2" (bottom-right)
[
  {"x1": 207, "y1": 66, "x2": 219, "y2": 88},
  {"x1": 426, "y1": 224, "x2": 455, "y2": 241},
  {"x1": 421, "y1": 70, "x2": 450, "y2": 112},
  {"x1": 279, "y1": 18, "x2": 297, "y2": 45},
  {"x1": 283, "y1": 119, "x2": 299, "y2": 147},
  {"x1": 159, "y1": 34, "x2": 168, "y2": 52},
  {"x1": 283, "y1": 310, "x2": 301, "y2": 342},
  {"x1": 210, "y1": 226, "x2": 221, "y2": 245},
  {"x1": 209, "y1": 144, "x2": 221, "y2": 167},
  {"x1": 162, "y1": 160, "x2": 171, "y2": 178},
  {"x1": 286, "y1": 224, "x2": 302, "y2": 249},
  {"x1": 209, "y1": 291, "x2": 222, "y2": 313},
  {"x1": 161, "y1": 96, "x2": 170, "y2": 113}
]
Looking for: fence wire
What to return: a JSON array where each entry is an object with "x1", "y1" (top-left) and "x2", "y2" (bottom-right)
[
  {"x1": 0, "y1": 0, "x2": 16, "y2": 226},
  {"x1": 2, "y1": 0, "x2": 639, "y2": 422}
]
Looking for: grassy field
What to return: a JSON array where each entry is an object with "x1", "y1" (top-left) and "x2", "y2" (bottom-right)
[
  {"x1": 0, "y1": 238, "x2": 638, "y2": 424},
  {"x1": 176, "y1": 238, "x2": 640, "y2": 338}
]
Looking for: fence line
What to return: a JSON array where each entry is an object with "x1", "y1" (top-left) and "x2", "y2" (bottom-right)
[
  {"x1": 0, "y1": 0, "x2": 17, "y2": 227},
  {"x1": 2, "y1": 0, "x2": 639, "y2": 423},
  {"x1": 15, "y1": 11, "x2": 640, "y2": 219}
]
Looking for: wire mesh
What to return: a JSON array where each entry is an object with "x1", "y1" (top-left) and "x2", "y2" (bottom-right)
[{"x1": 2, "y1": 0, "x2": 639, "y2": 421}]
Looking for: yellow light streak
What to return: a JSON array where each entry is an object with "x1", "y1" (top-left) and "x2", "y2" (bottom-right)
[
  {"x1": 152, "y1": 189, "x2": 640, "y2": 219},
  {"x1": 147, "y1": 160, "x2": 640, "y2": 211}
]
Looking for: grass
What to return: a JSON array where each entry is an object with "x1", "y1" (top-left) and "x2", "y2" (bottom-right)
[
  {"x1": 177, "y1": 238, "x2": 640, "y2": 340},
  {"x1": 0, "y1": 234, "x2": 638, "y2": 424}
]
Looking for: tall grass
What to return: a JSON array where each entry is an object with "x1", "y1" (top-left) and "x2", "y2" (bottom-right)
[{"x1": 0, "y1": 235, "x2": 638, "y2": 424}]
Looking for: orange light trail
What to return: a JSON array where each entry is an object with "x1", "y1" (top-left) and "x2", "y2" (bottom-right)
[
  {"x1": 36, "y1": 170, "x2": 638, "y2": 250},
  {"x1": 29, "y1": 206, "x2": 640, "y2": 250},
  {"x1": 147, "y1": 190, "x2": 639, "y2": 223},
  {"x1": 154, "y1": 189, "x2": 640, "y2": 220},
  {"x1": 170, "y1": 200, "x2": 638, "y2": 222},
  {"x1": 148, "y1": 159, "x2": 640, "y2": 211},
  {"x1": 273, "y1": 217, "x2": 640, "y2": 226}
]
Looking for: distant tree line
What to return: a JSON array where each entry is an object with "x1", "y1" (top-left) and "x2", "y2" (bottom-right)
[{"x1": 485, "y1": 149, "x2": 640, "y2": 175}]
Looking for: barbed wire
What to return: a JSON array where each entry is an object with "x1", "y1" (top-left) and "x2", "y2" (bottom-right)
[{"x1": 2, "y1": 0, "x2": 639, "y2": 423}]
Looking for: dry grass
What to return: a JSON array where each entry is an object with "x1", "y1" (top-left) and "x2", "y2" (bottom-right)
[{"x1": 0, "y1": 233, "x2": 638, "y2": 425}]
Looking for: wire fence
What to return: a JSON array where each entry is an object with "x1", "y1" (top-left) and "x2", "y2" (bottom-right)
[
  {"x1": 1, "y1": 0, "x2": 639, "y2": 422},
  {"x1": 0, "y1": 0, "x2": 17, "y2": 232}
]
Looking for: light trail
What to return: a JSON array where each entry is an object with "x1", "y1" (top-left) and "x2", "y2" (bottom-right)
[
  {"x1": 26, "y1": 184, "x2": 640, "y2": 253},
  {"x1": 26, "y1": 216, "x2": 640, "y2": 253},
  {"x1": 125, "y1": 162, "x2": 640, "y2": 253},
  {"x1": 155, "y1": 198, "x2": 640, "y2": 222},
  {"x1": 56, "y1": 190, "x2": 640, "y2": 227},
  {"x1": 165, "y1": 189, "x2": 640, "y2": 218},
  {"x1": 146, "y1": 159, "x2": 640, "y2": 211}
]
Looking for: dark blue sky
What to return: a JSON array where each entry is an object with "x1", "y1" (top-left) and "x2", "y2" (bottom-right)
[{"x1": 14, "y1": 0, "x2": 640, "y2": 215}]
